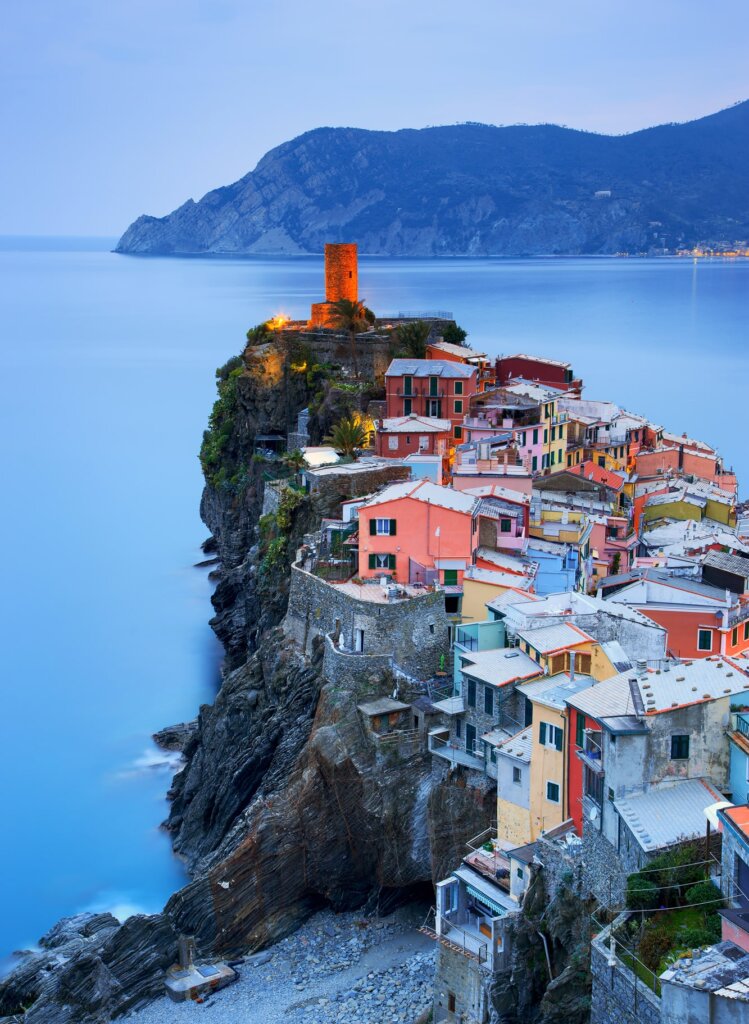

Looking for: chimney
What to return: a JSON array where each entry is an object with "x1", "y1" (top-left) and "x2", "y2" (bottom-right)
[
  {"x1": 636, "y1": 659, "x2": 648, "y2": 677},
  {"x1": 569, "y1": 650, "x2": 576, "y2": 681}
]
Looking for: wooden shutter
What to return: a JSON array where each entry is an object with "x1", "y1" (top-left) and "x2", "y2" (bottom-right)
[
  {"x1": 390, "y1": 519, "x2": 397, "y2": 536},
  {"x1": 388, "y1": 554, "x2": 396, "y2": 569},
  {"x1": 368, "y1": 554, "x2": 376, "y2": 569},
  {"x1": 369, "y1": 519, "x2": 377, "y2": 536},
  {"x1": 539, "y1": 721, "x2": 546, "y2": 745},
  {"x1": 555, "y1": 727, "x2": 563, "y2": 752}
]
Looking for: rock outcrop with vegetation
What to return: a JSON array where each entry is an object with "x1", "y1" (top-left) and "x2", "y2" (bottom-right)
[{"x1": 116, "y1": 101, "x2": 749, "y2": 257}]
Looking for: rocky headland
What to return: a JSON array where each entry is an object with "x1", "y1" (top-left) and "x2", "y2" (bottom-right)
[
  {"x1": 0, "y1": 326, "x2": 592, "y2": 1024},
  {"x1": 115, "y1": 101, "x2": 749, "y2": 258}
]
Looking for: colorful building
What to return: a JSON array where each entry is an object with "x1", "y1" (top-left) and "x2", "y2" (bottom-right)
[
  {"x1": 356, "y1": 479, "x2": 478, "y2": 586},
  {"x1": 374, "y1": 414, "x2": 452, "y2": 459},
  {"x1": 384, "y1": 359, "x2": 477, "y2": 443},
  {"x1": 495, "y1": 354, "x2": 582, "y2": 395}
]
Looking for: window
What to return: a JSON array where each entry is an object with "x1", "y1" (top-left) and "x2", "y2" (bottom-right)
[
  {"x1": 456, "y1": 718, "x2": 461, "y2": 738},
  {"x1": 544, "y1": 429, "x2": 548, "y2": 444},
  {"x1": 429, "y1": 376, "x2": 439, "y2": 396},
  {"x1": 546, "y1": 781, "x2": 560, "y2": 803},
  {"x1": 484, "y1": 686, "x2": 493, "y2": 716},
  {"x1": 539, "y1": 722, "x2": 563, "y2": 751},
  {"x1": 403, "y1": 398, "x2": 412, "y2": 415},
  {"x1": 500, "y1": 518, "x2": 512, "y2": 533},
  {"x1": 516, "y1": 867, "x2": 524, "y2": 879},
  {"x1": 454, "y1": 426, "x2": 462, "y2": 439},
  {"x1": 697, "y1": 629, "x2": 712, "y2": 652},
  {"x1": 405, "y1": 435, "x2": 411, "y2": 444},
  {"x1": 403, "y1": 376, "x2": 413, "y2": 395},
  {"x1": 745, "y1": 622, "x2": 749, "y2": 642},
  {"x1": 550, "y1": 450, "x2": 556, "y2": 466},
  {"x1": 368, "y1": 553, "x2": 396, "y2": 570},
  {"x1": 532, "y1": 455, "x2": 538, "y2": 472},
  {"x1": 519, "y1": 432, "x2": 526, "y2": 446},
  {"x1": 512, "y1": 766, "x2": 522, "y2": 784},
  {"x1": 454, "y1": 381, "x2": 463, "y2": 395},
  {"x1": 733, "y1": 627, "x2": 739, "y2": 647},
  {"x1": 575, "y1": 712, "x2": 585, "y2": 749},
  {"x1": 388, "y1": 436, "x2": 398, "y2": 451},
  {"x1": 597, "y1": 456, "x2": 605, "y2": 467},
  {"x1": 443, "y1": 569, "x2": 458, "y2": 586},
  {"x1": 671, "y1": 735, "x2": 690, "y2": 760},
  {"x1": 608, "y1": 787, "x2": 615, "y2": 802},
  {"x1": 371, "y1": 518, "x2": 397, "y2": 536},
  {"x1": 454, "y1": 399, "x2": 463, "y2": 414},
  {"x1": 466, "y1": 678, "x2": 476, "y2": 707},
  {"x1": 551, "y1": 426, "x2": 556, "y2": 442},
  {"x1": 532, "y1": 429, "x2": 538, "y2": 445},
  {"x1": 542, "y1": 454, "x2": 549, "y2": 469}
]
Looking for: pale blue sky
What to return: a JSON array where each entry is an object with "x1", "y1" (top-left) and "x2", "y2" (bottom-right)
[{"x1": 2, "y1": 0, "x2": 747, "y2": 235}]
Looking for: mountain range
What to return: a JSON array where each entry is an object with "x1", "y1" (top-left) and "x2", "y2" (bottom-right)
[{"x1": 116, "y1": 101, "x2": 749, "y2": 257}]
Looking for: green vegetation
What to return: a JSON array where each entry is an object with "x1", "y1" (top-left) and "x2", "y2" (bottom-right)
[
  {"x1": 620, "y1": 844, "x2": 724, "y2": 988},
  {"x1": 330, "y1": 299, "x2": 375, "y2": 377},
  {"x1": 200, "y1": 355, "x2": 246, "y2": 488},
  {"x1": 246, "y1": 321, "x2": 273, "y2": 345},
  {"x1": 259, "y1": 486, "x2": 306, "y2": 575},
  {"x1": 442, "y1": 322, "x2": 467, "y2": 345},
  {"x1": 395, "y1": 320, "x2": 431, "y2": 358},
  {"x1": 324, "y1": 415, "x2": 369, "y2": 457}
]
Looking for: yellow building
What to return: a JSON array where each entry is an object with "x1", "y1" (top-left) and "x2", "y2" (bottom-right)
[
  {"x1": 460, "y1": 567, "x2": 535, "y2": 624},
  {"x1": 516, "y1": 671, "x2": 596, "y2": 838}
]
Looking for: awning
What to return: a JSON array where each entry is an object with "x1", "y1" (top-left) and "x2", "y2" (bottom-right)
[{"x1": 466, "y1": 885, "x2": 506, "y2": 918}]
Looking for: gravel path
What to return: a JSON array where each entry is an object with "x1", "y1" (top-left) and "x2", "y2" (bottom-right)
[{"x1": 126, "y1": 906, "x2": 435, "y2": 1024}]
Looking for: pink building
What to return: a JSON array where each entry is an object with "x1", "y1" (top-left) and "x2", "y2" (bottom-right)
[
  {"x1": 375, "y1": 414, "x2": 452, "y2": 459},
  {"x1": 357, "y1": 480, "x2": 479, "y2": 586}
]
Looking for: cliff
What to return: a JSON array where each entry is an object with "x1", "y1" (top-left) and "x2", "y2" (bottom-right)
[
  {"x1": 0, "y1": 327, "x2": 494, "y2": 1022},
  {"x1": 116, "y1": 101, "x2": 749, "y2": 257}
]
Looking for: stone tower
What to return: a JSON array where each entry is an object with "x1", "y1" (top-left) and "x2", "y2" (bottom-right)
[{"x1": 309, "y1": 243, "x2": 359, "y2": 328}]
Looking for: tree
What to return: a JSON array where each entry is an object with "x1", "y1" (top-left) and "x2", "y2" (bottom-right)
[
  {"x1": 281, "y1": 448, "x2": 306, "y2": 475},
  {"x1": 330, "y1": 299, "x2": 375, "y2": 377},
  {"x1": 324, "y1": 415, "x2": 368, "y2": 457},
  {"x1": 442, "y1": 322, "x2": 468, "y2": 345},
  {"x1": 396, "y1": 320, "x2": 431, "y2": 358}
]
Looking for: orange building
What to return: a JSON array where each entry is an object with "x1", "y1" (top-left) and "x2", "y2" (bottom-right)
[
  {"x1": 356, "y1": 480, "x2": 479, "y2": 586},
  {"x1": 308, "y1": 243, "x2": 358, "y2": 328}
]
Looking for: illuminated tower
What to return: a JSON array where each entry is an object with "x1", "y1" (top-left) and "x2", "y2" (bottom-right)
[{"x1": 309, "y1": 243, "x2": 359, "y2": 327}]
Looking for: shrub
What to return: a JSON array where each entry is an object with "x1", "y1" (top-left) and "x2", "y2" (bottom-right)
[
  {"x1": 640, "y1": 925, "x2": 672, "y2": 971},
  {"x1": 645, "y1": 844, "x2": 706, "y2": 905},
  {"x1": 685, "y1": 881, "x2": 724, "y2": 909},
  {"x1": 442, "y1": 322, "x2": 467, "y2": 345},
  {"x1": 675, "y1": 926, "x2": 715, "y2": 949},
  {"x1": 626, "y1": 873, "x2": 659, "y2": 911}
]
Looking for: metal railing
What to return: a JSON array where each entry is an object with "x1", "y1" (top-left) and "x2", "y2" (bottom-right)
[
  {"x1": 380, "y1": 310, "x2": 454, "y2": 320},
  {"x1": 441, "y1": 919, "x2": 489, "y2": 965},
  {"x1": 732, "y1": 712, "x2": 749, "y2": 740}
]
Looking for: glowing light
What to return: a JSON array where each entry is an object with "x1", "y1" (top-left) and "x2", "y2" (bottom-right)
[{"x1": 267, "y1": 314, "x2": 290, "y2": 331}]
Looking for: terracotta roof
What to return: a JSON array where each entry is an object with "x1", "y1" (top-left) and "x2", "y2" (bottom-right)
[{"x1": 568, "y1": 461, "x2": 625, "y2": 492}]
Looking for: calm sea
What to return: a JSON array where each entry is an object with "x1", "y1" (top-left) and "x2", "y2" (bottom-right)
[{"x1": 1, "y1": 240, "x2": 747, "y2": 962}]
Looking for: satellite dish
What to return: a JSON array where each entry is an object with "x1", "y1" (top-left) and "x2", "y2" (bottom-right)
[{"x1": 589, "y1": 806, "x2": 599, "y2": 821}]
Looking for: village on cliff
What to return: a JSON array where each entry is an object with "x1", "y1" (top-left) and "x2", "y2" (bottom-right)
[{"x1": 239, "y1": 244, "x2": 749, "y2": 1024}]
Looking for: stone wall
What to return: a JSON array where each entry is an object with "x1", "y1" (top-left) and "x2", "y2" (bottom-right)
[
  {"x1": 582, "y1": 816, "x2": 629, "y2": 910},
  {"x1": 433, "y1": 943, "x2": 490, "y2": 1024},
  {"x1": 285, "y1": 564, "x2": 450, "y2": 680},
  {"x1": 590, "y1": 915, "x2": 661, "y2": 1024},
  {"x1": 261, "y1": 479, "x2": 289, "y2": 516},
  {"x1": 322, "y1": 633, "x2": 394, "y2": 688},
  {"x1": 536, "y1": 829, "x2": 584, "y2": 902}
]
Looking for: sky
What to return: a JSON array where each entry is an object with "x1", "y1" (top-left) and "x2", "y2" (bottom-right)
[{"x1": 2, "y1": 0, "x2": 748, "y2": 236}]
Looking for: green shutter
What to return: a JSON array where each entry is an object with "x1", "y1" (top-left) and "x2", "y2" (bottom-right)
[
  {"x1": 555, "y1": 727, "x2": 563, "y2": 752},
  {"x1": 539, "y1": 722, "x2": 546, "y2": 745},
  {"x1": 388, "y1": 554, "x2": 396, "y2": 569},
  {"x1": 369, "y1": 519, "x2": 377, "y2": 536},
  {"x1": 390, "y1": 519, "x2": 397, "y2": 536},
  {"x1": 369, "y1": 554, "x2": 376, "y2": 569}
]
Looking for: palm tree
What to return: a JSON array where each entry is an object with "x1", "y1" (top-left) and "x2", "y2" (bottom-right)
[
  {"x1": 325, "y1": 415, "x2": 368, "y2": 457},
  {"x1": 396, "y1": 320, "x2": 431, "y2": 358},
  {"x1": 330, "y1": 299, "x2": 374, "y2": 377},
  {"x1": 281, "y1": 448, "x2": 306, "y2": 476}
]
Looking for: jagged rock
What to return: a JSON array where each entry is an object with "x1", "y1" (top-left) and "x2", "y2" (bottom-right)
[{"x1": 152, "y1": 721, "x2": 198, "y2": 753}]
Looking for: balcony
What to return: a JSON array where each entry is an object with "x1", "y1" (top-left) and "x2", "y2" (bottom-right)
[
  {"x1": 731, "y1": 712, "x2": 749, "y2": 742},
  {"x1": 576, "y1": 729, "x2": 604, "y2": 773},
  {"x1": 428, "y1": 731, "x2": 486, "y2": 772}
]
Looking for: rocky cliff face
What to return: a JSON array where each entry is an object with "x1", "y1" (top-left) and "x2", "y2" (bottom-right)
[{"x1": 116, "y1": 101, "x2": 749, "y2": 257}]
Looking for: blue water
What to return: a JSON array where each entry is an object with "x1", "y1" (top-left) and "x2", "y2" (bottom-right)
[{"x1": 1, "y1": 242, "x2": 747, "y2": 963}]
